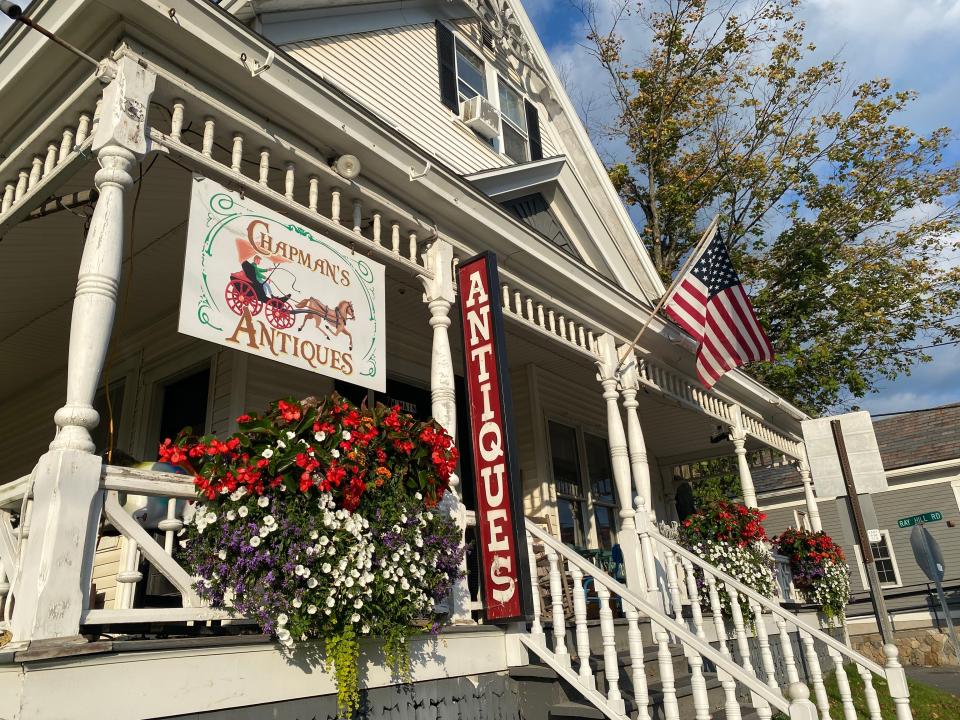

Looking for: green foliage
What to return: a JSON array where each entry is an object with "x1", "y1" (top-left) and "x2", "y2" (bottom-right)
[
  {"x1": 580, "y1": 0, "x2": 960, "y2": 411},
  {"x1": 823, "y1": 664, "x2": 960, "y2": 720}
]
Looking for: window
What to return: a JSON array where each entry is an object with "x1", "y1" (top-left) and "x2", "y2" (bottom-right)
[
  {"x1": 456, "y1": 42, "x2": 487, "y2": 102},
  {"x1": 584, "y1": 433, "x2": 617, "y2": 549},
  {"x1": 549, "y1": 421, "x2": 587, "y2": 547},
  {"x1": 869, "y1": 531, "x2": 902, "y2": 587},
  {"x1": 155, "y1": 366, "x2": 211, "y2": 448},
  {"x1": 498, "y1": 78, "x2": 528, "y2": 162}
]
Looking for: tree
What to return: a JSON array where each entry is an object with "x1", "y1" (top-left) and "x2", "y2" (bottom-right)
[{"x1": 578, "y1": 0, "x2": 960, "y2": 412}]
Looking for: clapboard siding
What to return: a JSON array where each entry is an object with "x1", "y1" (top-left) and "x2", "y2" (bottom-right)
[
  {"x1": 244, "y1": 356, "x2": 336, "y2": 413},
  {"x1": 285, "y1": 22, "x2": 559, "y2": 176}
]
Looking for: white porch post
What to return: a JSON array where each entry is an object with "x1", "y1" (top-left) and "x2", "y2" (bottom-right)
[
  {"x1": 12, "y1": 58, "x2": 155, "y2": 643},
  {"x1": 729, "y1": 404, "x2": 758, "y2": 508},
  {"x1": 420, "y1": 239, "x2": 472, "y2": 623},
  {"x1": 596, "y1": 335, "x2": 644, "y2": 593},
  {"x1": 798, "y1": 454, "x2": 823, "y2": 532},
  {"x1": 617, "y1": 347, "x2": 661, "y2": 600}
]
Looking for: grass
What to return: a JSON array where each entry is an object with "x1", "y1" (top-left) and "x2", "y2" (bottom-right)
[{"x1": 817, "y1": 664, "x2": 960, "y2": 720}]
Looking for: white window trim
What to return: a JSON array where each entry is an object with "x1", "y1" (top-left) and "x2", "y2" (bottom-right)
[
  {"x1": 453, "y1": 38, "x2": 487, "y2": 103},
  {"x1": 494, "y1": 74, "x2": 530, "y2": 162},
  {"x1": 852, "y1": 529, "x2": 903, "y2": 590}
]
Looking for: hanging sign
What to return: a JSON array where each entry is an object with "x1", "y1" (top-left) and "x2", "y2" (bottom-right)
[
  {"x1": 458, "y1": 252, "x2": 531, "y2": 622},
  {"x1": 801, "y1": 411, "x2": 888, "y2": 498},
  {"x1": 179, "y1": 177, "x2": 385, "y2": 391}
]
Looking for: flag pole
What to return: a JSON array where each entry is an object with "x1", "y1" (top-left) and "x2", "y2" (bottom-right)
[{"x1": 614, "y1": 215, "x2": 719, "y2": 375}]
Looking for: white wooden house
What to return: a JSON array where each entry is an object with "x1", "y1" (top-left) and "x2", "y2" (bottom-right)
[{"x1": 0, "y1": 1, "x2": 914, "y2": 718}]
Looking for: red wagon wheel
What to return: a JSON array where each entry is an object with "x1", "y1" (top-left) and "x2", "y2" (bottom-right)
[
  {"x1": 225, "y1": 277, "x2": 263, "y2": 316},
  {"x1": 266, "y1": 298, "x2": 295, "y2": 329}
]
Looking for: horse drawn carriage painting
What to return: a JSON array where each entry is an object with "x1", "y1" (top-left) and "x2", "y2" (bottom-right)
[{"x1": 179, "y1": 177, "x2": 385, "y2": 391}]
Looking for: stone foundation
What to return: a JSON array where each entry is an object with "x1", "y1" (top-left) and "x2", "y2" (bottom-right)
[{"x1": 853, "y1": 629, "x2": 960, "y2": 667}]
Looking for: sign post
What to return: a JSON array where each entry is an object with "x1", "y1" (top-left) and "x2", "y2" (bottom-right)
[
  {"x1": 830, "y1": 418, "x2": 895, "y2": 645},
  {"x1": 910, "y1": 521, "x2": 960, "y2": 663},
  {"x1": 457, "y1": 252, "x2": 531, "y2": 623}
]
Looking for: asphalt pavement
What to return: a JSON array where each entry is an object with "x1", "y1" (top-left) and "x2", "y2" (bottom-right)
[{"x1": 905, "y1": 666, "x2": 960, "y2": 697}]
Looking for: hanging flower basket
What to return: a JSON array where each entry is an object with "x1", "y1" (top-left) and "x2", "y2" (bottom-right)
[
  {"x1": 773, "y1": 528, "x2": 850, "y2": 625},
  {"x1": 162, "y1": 394, "x2": 466, "y2": 715},
  {"x1": 678, "y1": 500, "x2": 776, "y2": 621}
]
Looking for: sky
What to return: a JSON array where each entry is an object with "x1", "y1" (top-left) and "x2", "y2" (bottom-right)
[
  {"x1": 1, "y1": 2, "x2": 958, "y2": 415},
  {"x1": 521, "y1": 0, "x2": 960, "y2": 416}
]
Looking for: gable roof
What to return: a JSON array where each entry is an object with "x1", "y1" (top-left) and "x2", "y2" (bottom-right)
[{"x1": 754, "y1": 403, "x2": 960, "y2": 495}]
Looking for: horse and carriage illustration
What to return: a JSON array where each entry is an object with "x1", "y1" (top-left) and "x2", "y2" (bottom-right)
[{"x1": 223, "y1": 221, "x2": 356, "y2": 350}]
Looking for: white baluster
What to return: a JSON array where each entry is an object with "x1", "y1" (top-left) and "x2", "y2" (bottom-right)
[
  {"x1": 828, "y1": 648, "x2": 857, "y2": 720},
  {"x1": 705, "y1": 574, "x2": 741, "y2": 720},
  {"x1": 1, "y1": 184, "x2": 13, "y2": 213},
  {"x1": 568, "y1": 319, "x2": 577, "y2": 343},
  {"x1": 116, "y1": 536, "x2": 143, "y2": 609},
  {"x1": 858, "y1": 664, "x2": 883, "y2": 720},
  {"x1": 91, "y1": 97, "x2": 103, "y2": 137},
  {"x1": 548, "y1": 309, "x2": 556, "y2": 333},
  {"x1": 536, "y1": 303, "x2": 545, "y2": 328},
  {"x1": 725, "y1": 581, "x2": 753, "y2": 671},
  {"x1": 331, "y1": 188, "x2": 342, "y2": 223},
  {"x1": 230, "y1": 133, "x2": 243, "y2": 172},
  {"x1": 75, "y1": 111, "x2": 92, "y2": 146},
  {"x1": 749, "y1": 600, "x2": 779, "y2": 690},
  {"x1": 588, "y1": 331, "x2": 596, "y2": 352},
  {"x1": 258, "y1": 149, "x2": 270, "y2": 186},
  {"x1": 201, "y1": 117, "x2": 215, "y2": 157},
  {"x1": 501, "y1": 284, "x2": 510, "y2": 310},
  {"x1": 545, "y1": 546, "x2": 570, "y2": 665},
  {"x1": 285, "y1": 163, "x2": 295, "y2": 200},
  {"x1": 0, "y1": 563, "x2": 9, "y2": 618},
  {"x1": 28, "y1": 156, "x2": 43, "y2": 189},
  {"x1": 408, "y1": 232, "x2": 417, "y2": 262},
  {"x1": 525, "y1": 530, "x2": 545, "y2": 643},
  {"x1": 656, "y1": 630, "x2": 680, "y2": 720},
  {"x1": 170, "y1": 99, "x2": 185, "y2": 141},
  {"x1": 578, "y1": 325, "x2": 586, "y2": 347},
  {"x1": 569, "y1": 563, "x2": 595, "y2": 690},
  {"x1": 625, "y1": 602, "x2": 651, "y2": 719},
  {"x1": 44, "y1": 143, "x2": 58, "y2": 177},
  {"x1": 59, "y1": 128, "x2": 74, "y2": 162},
  {"x1": 664, "y1": 548, "x2": 684, "y2": 624},
  {"x1": 308, "y1": 176, "x2": 319, "y2": 212},
  {"x1": 512, "y1": 291, "x2": 522, "y2": 315},
  {"x1": 159, "y1": 498, "x2": 184, "y2": 555},
  {"x1": 680, "y1": 559, "x2": 711, "y2": 720},
  {"x1": 372, "y1": 212, "x2": 381, "y2": 244},
  {"x1": 390, "y1": 222, "x2": 400, "y2": 253},
  {"x1": 800, "y1": 631, "x2": 830, "y2": 720},
  {"x1": 598, "y1": 585, "x2": 624, "y2": 713},
  {"x1": 353, "y1": 198, "x2": 362, "y2": 233},
  {"x1": 776, "y1": 615, "x2": 801, "y2": 685},
  {"x1": 557, "y1": 314, "x2": 566, "y2": 340},
  {"x1": 883, "y1": 644, "x2": 913, "y2": 720},
  {"x1": 525, "y1": 297, "x2": 534, "y2": 322}
]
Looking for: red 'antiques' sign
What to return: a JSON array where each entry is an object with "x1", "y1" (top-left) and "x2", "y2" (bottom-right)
[{"x1": 457, "y1": 253, "x2": 531, "y2": 622}]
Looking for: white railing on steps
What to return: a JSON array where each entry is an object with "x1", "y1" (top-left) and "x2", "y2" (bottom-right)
[
  {"x1": 0, "y1": 474, "x2": 32, "y2": 628},
  {"x1": 522, "y1": 520, "x2": 822, "y2": 720},
  {"x1": 647, "y1": 528, "x2": 913, "y2": 720}
]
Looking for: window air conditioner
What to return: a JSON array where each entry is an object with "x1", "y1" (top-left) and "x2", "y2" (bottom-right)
[{"x1": 461, "y1": 96, "x2": 500, "y2": 140}]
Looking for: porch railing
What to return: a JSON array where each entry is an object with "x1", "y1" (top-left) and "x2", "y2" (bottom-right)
[
  {"x1": 0, "y1": 474, "x2": 31, "y2": 628},
  {"x1": 644, "y1": 526, "x2": 912, "y2": 720}
]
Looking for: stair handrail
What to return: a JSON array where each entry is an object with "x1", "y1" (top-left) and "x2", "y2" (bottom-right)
[
  {"x1": 524, "y1": 518, "x2": 791, "y2": 714},
  {"x1": 650, "y1": 529, "x2": 885, "y2": 675}
]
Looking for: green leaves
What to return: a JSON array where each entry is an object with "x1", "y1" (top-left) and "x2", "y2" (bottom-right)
[{"x1": 583, "y1": 0, "x2": 960, "y2": 411}]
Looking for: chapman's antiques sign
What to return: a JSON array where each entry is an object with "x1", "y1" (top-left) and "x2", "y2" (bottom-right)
[
  {"x1": 457, "y1": 253, "x2": 531, "y2": 622},
  {"x1": 179, "y1": 177, "x2": 385, "y2": 391}
]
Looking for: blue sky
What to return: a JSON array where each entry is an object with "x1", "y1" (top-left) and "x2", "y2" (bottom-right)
[
  {"x1": 2, "y1": 2, "x2": 958, "y2": 414},
  {"x1": 522, "y1": 0, "x2": 960, "y2": 415}
]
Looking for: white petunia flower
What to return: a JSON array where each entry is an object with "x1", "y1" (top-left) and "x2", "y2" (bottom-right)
[
  {"x1": 217, "y1": 550, "x2": 227, "y2": 560},
  {"x1": 342, "y1": 431, "x2": 351, "y2": 440},
  {"x1": 354, "y1": 598, "x2": 363, "y2": 609},
  {"x1": 292, "y1": 598, "x2": 302, "y2": 608},
  {"x1": 326, "y1": 596, "x2": 336, "y2": 607},
  {"x1": 262, "y1": 448, "x2": 274, "y2": 459},
  {"x1": 238, "y1": 506, "x2": 249, "y2": 518},
  {"x1": 310, "y1": 530, "x2": 319, "y2": 540},
  {"x1": 308, "y1": 604, "x2": 318, "y2": 615},
  {"x1": 258, "y1": 496, "x2": 270, "y2": 508},
  {"x1": 307, "y1": 577, "x2": 318, "y2": 588},
  {"x1": 330, "y1": 449, "x2": 340, "y2": 459},
  {"x1": 263, "y1": 515, "x2": 276, "y2": 526},
  {"x1": 295, "y1": 565, "x2": 305, "y2": 576},
  {"x1": 315, "y1": 431, "x2": 326, "y2": 442},
  {"x1": 276, "y1": 440, "x2": 286, "y2": 449},
  {"x1": 277, "y1": 613, "x2": 289, "y2": 625},
  {"x1": 322, "y1": 563, "x2": 332, "y2": 573},
  {"x1": 350, "y1": 613, "x2": 360, "y2": 623},
  {"x1": 226, "y1": 510, "x2": 236, "y2": 521},
  {"x1": 250, "y1": 536, "x2": 261, "y2": 547},
  {"x1": 205, "y1": 512, "x2": 217, "y2": 523},
  {"x1": 286, "y1": 431, "x2": 296, "y2": 439}
]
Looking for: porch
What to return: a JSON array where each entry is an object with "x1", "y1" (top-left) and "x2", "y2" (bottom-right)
[{"x1": 0, "y1": 26, "x2": 901, "y2": 720}]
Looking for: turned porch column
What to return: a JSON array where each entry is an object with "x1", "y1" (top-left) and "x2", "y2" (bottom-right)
[
  {"x1": 618, "y1": 346, "x2": 655, "y2": 523},
  {"x1": 420, "y1": 239, "x2": 472, "y2": 623},
  {"x1": 728, "y1": 404, "x2": 758, "y2": 508},
  {"x1": 12, "y1": 58, "x2": 155, "y2": 643},
  {"x1": 797, "y1": 454, "x2": 823, "y2": 532},
  {"x1": 595, "y1": 334, "x2": 644, "y2": 593}
]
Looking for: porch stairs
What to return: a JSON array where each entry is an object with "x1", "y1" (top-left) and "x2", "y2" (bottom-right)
[{"x1": 517, "y1": 520, "x2": 914, "y2": 720}]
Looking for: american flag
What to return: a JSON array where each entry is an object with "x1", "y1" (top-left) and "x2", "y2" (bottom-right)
[{"x1": 664, "y1": 232, "x2": 774, "y2": 388}]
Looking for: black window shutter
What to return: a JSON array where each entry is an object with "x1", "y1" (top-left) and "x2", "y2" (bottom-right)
[
  {"x1": 435, "y1": 22, "x2": 459, "y2": 113},
  {"x1": 525, "y1": 99, "x2": 543, "y2": 160}
]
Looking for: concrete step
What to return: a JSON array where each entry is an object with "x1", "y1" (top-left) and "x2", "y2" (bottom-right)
[{"x1": 547, "y1": 701, "x2": 605, "y2": 720}]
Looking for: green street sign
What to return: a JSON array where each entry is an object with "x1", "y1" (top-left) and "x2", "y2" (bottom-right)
[{"x1": 898, "y1": 511, "x2": 943, "y2": 529}]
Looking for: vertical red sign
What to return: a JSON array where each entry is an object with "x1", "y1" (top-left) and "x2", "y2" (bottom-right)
[{"x1": 457, "y1": 253, "x2": 531, "y2": 622}]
